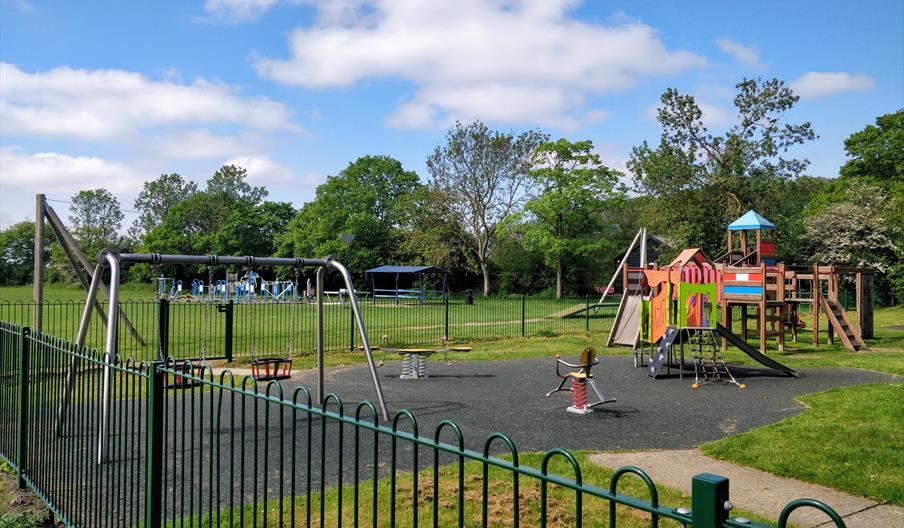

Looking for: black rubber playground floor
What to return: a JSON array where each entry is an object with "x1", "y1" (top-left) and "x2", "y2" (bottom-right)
[{"x1": 298, "y1": 355, "x2": 898, "y2": 452}]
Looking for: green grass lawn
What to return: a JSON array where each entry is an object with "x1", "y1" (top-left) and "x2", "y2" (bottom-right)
[
  {"x1": 180, "y1": 452, "x2": 772, "y2": 528},
  {"x1": 702, "y1": 382, "x2": 904, "y2": 507},
  {"x1": 0, "y1": 284, "x2": 619, "y2": 362}
]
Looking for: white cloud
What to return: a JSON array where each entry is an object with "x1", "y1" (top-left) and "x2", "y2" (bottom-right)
[
  {"x1": 715, "y1": 38, "x2": 764, "y2": 69},
  {"x1": 255, "y1": 1, "x2": 705, "y2": 129},
  {"x1": 790, "y1": 72, "x2": 876, "y2": 98},
  {"x1": 225, "y1": 156, "x2": 294, "y2": 185},
  {"x1": 204, "y1": 0, "x2": 279, "y2": 22},
  {"x1": 0, "y1": 147, "x2": 145, "y2": 193},
  {"x1": 0, "y1": 62, "x2": 299, "y2": 141},
  {"x1": 151, "y1": 129, "x2": 258, "y2": 160}
]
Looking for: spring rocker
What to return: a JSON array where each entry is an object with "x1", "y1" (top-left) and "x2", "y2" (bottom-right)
[
  {"x1": 546, "y1": 347, "x2": 615, "y2": 414},
  {"x1": 374, "y1": 336, "x2": 471, "y2": 379}
]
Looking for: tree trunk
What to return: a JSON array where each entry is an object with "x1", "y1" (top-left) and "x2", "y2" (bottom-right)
[
  {"x1": 480, "y1": 261, "x2": 491, "y2": 296},
  {"x1": 556, "y1": 258, "x2": 563, "y2": 300}
]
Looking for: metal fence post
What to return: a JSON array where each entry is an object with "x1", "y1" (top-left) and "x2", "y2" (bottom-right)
[
  {"x1": 521, "y1": 294, "x2": 526, "y2": 337},
  {"x1": 145, "y1": 361, "x2": 164, "y2": 528},
  {"x1": 224, "y1": 300, "x2": 234, "y2": 362},
  {"x1": 16, "y1": 326, "x2": 30, "y2": 489},
  {"x1": 349, "y1": 303, "x2": 355, "y2": 351},
  {"x1": 444, "y1": 294, "x2": 450, "y2": 339},
  {"x1": 585, "y1": 295, "x2": 590, "y2": 333},
  {"x1": 692, "y1": 473, "x2": 730, "y2": 528}
]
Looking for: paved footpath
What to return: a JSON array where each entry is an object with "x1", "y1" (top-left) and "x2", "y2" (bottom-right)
[{"x1": 589, "y1": 449, "x2": 904, "y2": 528}]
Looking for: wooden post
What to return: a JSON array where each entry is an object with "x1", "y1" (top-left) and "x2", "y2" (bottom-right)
[
  {"x1": 741, "y1": 305, "x2": 748, "y2": 340},
  {"x1": 758, "y1": 264, "x2": 766, "y2": 353},
  {"x1": 33, "y1": 194, "x2": 45, "y2": 332},
  {"x1": 721, "y1": 302, "x2": 729, "y2": 351},
  {"x1": 740, "y1": 231, "x2": 748, "y2": 263},
  {"x1": 857, "y1": 271, "x2": 874, "y2": 339},
  {"x1": 755, "y1": 229, "x2": 762, "y2": 265},
  {"x1": 812, "y1": 265, "x2": 819, "y2": 347}
]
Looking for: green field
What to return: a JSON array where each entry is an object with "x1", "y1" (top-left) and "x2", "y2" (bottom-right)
[{"x1": 0, "y1": 284, "x2": 619, "y2": 362}]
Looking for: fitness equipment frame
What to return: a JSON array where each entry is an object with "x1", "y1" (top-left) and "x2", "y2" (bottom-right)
[{"x1": 56, "y1": 250, "x2": 389, "y2": 464}]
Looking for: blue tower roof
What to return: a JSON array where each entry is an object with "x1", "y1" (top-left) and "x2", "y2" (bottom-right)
[{"x1": 727, "y1": 210, "x2": 776, "y2": 231}]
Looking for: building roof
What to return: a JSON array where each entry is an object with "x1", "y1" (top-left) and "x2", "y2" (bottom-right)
[
  {"x1": 669, "y1": 248, "x2": 714, "y2": 269},
  {"x1": 365, "y1": 265, "x2": 450, "y2": 275},
  {"x1": 727, "y1": 210, "x2": 776, "y2": 231}
]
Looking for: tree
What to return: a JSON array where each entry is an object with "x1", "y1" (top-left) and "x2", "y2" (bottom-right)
[
  {"x1": 213, "y1": 201, "x2": 296, "y2": 258},
  {"x1": 133, "y1": 173, "x2": 198, "y2": 236},
  {"x1": 518, "y1": 139, "x2": 621, "y2": 298},
  {"x1": 427, "y1": 120, "x2": 547, "y2": 295},
  {"x1": 279, "y1": 156, "x2": 421, "y2": 279},
  {"x1": 628, "y1": 78, "x2": 816, "y2": 256},
  {"x1": 803, "y1": 184, "x2": 899, "y2": 279},
  {"x1": 68, "y1": 189, "x2": 125, "y2": 258},
  {"x1": 207, "y1": 165, "x2": 268, "y2": 204},
  {"x1": 0, "y1": 221, "x2": 54, "y2": 285},
  {"x1": 398, "y1": 185, "x2": 476, "y2": 287},
  {"x1": 839, "y1": 109, "x2": 903, "y2": 186}
]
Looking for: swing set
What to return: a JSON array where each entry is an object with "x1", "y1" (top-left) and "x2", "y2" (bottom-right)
[{"x1": 55, "y1": 251, "x2": 389, "y2": 464}]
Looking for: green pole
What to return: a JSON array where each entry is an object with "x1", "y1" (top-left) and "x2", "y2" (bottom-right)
[
  {"x1": 585, "y1": 295, "x2": 590, "y2": 333},
  {"x1": 145, "y1": 361, "x2": 164, "y2": 528},
  {"x1": 444, "y1": 293, "x2": 450, "y2": 339},
  {"x1": 16, "y1": 326, "x2": 30, "y2": 489},
  {"x1": 349, "y1": 303, "x2": 355, "y2": 351},
  {"x1": 691, "y1": 473, "x2": 730, "y2": 528},
  {"x1": 521, "y1": 294, "x2": 526, "y2": 337}
]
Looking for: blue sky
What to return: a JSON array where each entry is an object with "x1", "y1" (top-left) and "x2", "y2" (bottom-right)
[{"x1": 1, "y1": 0, "x2": 901, "y2": 229}]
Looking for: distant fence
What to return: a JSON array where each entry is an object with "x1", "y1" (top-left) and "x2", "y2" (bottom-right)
[
  {"x1": 0, "y1": 295, "x2": 618, "y2": 362},
  {"x1": 0, "y1": 320, "x2": 848, "y2": 527}
]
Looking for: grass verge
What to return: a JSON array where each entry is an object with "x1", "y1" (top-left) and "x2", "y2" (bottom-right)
[
  {"x1": 701, "y1": 382, "x2": 904, "y2": 506},
  {"x1": 177, "y1": 452, "x2": 771, "y2": 528}
]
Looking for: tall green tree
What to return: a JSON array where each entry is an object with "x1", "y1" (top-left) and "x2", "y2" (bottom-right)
[
  {"x1": 427, "y1": 120, "x2": 547, "y2": 295},
  {"x1": 213, "y1": 201, "x2": 296, "y2": 258},
  {"x1": 0, "y1": 221, "x2": 54, "y2": 285},
  {"x1": 132, "y1": 173, "x2": 198, "y2": 236},
  {"x1": 280, "y1": 156, "x2": 421, "y2": 278},
  {"x1": 68, "y1": 189, "x2": 125, "y2": 258},
  {"x1": 628, "y1": 78, "x2": 816, "y2": 256},
  {"x1": 517, "y1": 139, "x2": 621, "y2": 298}
]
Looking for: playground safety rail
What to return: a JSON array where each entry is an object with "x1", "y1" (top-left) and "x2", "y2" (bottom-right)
[{"x1": 0, "y1": 319, "x2": 849, "y2": 528}]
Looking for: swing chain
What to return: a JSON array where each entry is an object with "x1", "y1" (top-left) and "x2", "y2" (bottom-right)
[
  {"x1": 200, "y1": 266, "x2": 213, "y2": 362},
  {"x1": 249, "y1": 268, "x2": 256, "y2": 356},
  {"x1": 288, "y1": 267, "x2": 299, "y2": 358}
]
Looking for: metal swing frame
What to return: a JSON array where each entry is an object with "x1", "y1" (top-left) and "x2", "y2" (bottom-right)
[{"x1": 55, "y1": 250, "x2": 389, "y2": 464}]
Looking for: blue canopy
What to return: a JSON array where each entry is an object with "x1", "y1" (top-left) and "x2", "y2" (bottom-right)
[
  {"x1": 366, "y1": 265, "x2": 449, "y2": 274},
  {"x1": 727, "y1": 210, "x2": 776, "y2": 231}
]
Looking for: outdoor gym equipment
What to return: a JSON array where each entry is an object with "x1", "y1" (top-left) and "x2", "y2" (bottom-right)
[
  {"x1": 162, "y1": 267, "x2": 215, "y2": 390},
  {"x1": 55, "y1": 251, "x2": 389, "y2": 465},
  {"x1": 375, "y1": 336, "x2": 471, "y2": 379},
  {"x1": 546, "y1": 347, "x2": 615, "y2": 414},
  {"x1": 247, "y1": 267, "x2": 299, "y2": 381}
]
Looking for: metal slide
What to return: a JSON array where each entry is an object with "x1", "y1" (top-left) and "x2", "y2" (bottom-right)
[{"x1": 714, "y1": 323, "x2": 798, "y2": 377}]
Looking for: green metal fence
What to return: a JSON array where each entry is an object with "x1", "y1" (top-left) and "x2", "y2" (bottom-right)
[
  {"x1": 0, "y1": 296, "x2": 618, "y2": 362},
  {"x1": 0, "y1": 320, "x2": 848, "y2": 527}
]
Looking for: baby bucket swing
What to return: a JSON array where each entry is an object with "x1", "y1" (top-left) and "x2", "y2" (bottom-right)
[{"x1": 248, "y1": 267, "x2": 296, "y2": 381}]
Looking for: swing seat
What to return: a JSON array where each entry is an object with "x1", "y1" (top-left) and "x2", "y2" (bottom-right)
[
  {"x1": 164, "y1": 360, "x2": 204, "y2": 390},
  {"x1": 250, "y1": 357, "x2": 292, "y2": 381}
]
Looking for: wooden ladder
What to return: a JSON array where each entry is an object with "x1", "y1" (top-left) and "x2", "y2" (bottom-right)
[{"x1": 818, "y1": 294, "x2": 867, "y2": 351}]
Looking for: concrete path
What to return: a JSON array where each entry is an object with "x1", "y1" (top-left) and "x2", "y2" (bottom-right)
[{"x1": 589, "y1": 449, "x2": 904, "y2": 528}]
